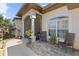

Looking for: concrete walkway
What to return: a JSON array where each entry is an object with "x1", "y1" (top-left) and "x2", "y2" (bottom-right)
[{"x1": 5, "y1": 39, "x2": 37, "y2": 56}]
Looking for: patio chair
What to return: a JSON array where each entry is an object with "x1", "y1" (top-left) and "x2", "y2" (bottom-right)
[
  {"x1": 36, "y1": 32, "x2": 40, "y2": 40},
  {"x1": 39, "y1": 31, "x2": 47, "y2": 42},
  {"x1": 57, "y1": 33, "x2": 75, "y2": 52}
]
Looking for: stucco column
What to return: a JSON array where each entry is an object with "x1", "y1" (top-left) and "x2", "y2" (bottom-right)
[
  {"x1": 30, "y1": 15, "x2": 36, "y2": 42},
  {"x1": 22, "y1": 18, "x2": 24, "y2": 39}
]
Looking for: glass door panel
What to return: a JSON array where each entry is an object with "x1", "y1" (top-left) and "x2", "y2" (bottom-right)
[
  {"x1": 48, "y1": 17, "x2": 68, "y2": 42},
  {"x1": 48, "y1": 20, "x2": 56, "y2": 37},
  {"x1": 57, "y1": 19, "x2": 68, "y2": 41}
]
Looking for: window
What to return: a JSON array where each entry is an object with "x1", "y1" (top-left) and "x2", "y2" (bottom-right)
[
  {"x1": 57, "y1": 20, "x2": 68, "y2": 39},
  {"x1": 48, "y1": 20, "x2": 56, "y2": 36},
  {"x1": 48, "y1": 16, "x2": 68, "y2": 41}
]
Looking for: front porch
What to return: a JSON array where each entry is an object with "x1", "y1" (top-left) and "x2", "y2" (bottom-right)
[
  {"x1": 3, "y1": 37, "x2": 79, "y2": 56},
  {"x1": 23, "y1": 10, "x2": 47, "y2": 42},
  {"x1": 26, "y1": 40, "x2": 79, "y2": 56}
]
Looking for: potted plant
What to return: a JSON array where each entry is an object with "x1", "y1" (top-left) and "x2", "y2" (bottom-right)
[
  {"x1": 25, "y1": 29, "x2": 32, "y2": 43},
  {"x1": 49, "y1": 34, "x2": 56, "y2": 45},
  {"x1": 25, "y1": 29, "x2": 32, "y2": 37}
]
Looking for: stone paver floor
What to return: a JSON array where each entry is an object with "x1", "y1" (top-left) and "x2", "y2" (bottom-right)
[
  {"x1": 5, "y1": 39, "x2": 37, "y2": 56},
  {"x1": 26, "y1": 40, "x2": 79, "y2": 56},
  {"x1": 5, "y1": 39, "x2": 79, "y2": 56}
]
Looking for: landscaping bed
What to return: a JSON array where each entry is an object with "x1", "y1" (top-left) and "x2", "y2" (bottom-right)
[
  {"x1": 0, "y1": 40, "x2": 4, "y2": 56},
  {"x1": 0, "y1": 39, "x2": 7, "y2": 56},
  {"x1": 0, "y1": 49, "x2": 4, "y2": 56}
]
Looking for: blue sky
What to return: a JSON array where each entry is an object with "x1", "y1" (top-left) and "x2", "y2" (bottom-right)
[
  {"x1": 5, "y1": 3, "x2": 23, "y2": 19},
  {"x1": 0, "y1": 3, "x2": 23, "y2": 20},
  {"x1": 0, "y1": 3, "x2": 48, "y2": 20}
]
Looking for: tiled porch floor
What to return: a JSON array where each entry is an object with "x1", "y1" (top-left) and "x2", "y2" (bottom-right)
[{"x1": 26, "y1": 41, "x2": 79, "y2": 56}]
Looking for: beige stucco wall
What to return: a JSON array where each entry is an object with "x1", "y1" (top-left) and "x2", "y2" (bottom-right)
[
  {"x1": 42, "y1": 6, "x2": 79, "y2": 49},
  {"x1": 13, "y1": 19, "x2": 22, "y2": 37},
  {"x1": 20, "y1": 6, "x2": 79, "y2": 49},
  {"x1": 42, "y1": 6, "x2": 69, "y2": 41},
  {"x1": 69, "y1": 8, "x2": 79, "y2": 50}
]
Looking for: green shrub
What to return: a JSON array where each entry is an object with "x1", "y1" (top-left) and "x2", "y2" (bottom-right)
[
  {"x1": 3, "y1": 35, "x2": 9, "y2": 40},
  {"x1": 9, "y1": 34, "x2": 15, "y2": 38},
  {"x1": 0, "y1": 35, "x2": 3, "y2": 41},
  {"x1": 0, "y1": 35, "x2": 2, "y2": 38},
  {"x1": 25, "y1": 29, "x2": 32, "y2": 37},
  {"x1": 2, "y1": 33, "x2": 15, "y2": 40}
]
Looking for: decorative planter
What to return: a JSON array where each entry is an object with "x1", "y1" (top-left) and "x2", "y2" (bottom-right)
[
  {"x1": 30, "y1": 36, "x2": 36, "y2": 43},
  {"x1": 28, "y1": 38, "x2": 32, "y2": 44}
]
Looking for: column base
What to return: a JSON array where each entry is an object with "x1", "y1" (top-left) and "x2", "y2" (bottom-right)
[{"x1": 31, "y1": 36, "x2": 36, "y2": 42}]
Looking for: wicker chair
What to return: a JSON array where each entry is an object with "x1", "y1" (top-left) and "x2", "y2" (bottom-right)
[
  {"x1": 58, "y1": 33, "x2": 75, "y2": 52},
  {"x1": 40, "y1": 31, "x2": 47, "y2": 42}
]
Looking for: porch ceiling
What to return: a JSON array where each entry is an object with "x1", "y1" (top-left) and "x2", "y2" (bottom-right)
[
  {"x1": 16, "y1": 3, "x2": 42, "y2": 17},
  {"x1": 16, "y1": 3, "x2": 79, "y2": 17},
  {"x1": 16, "y1": 3, "x2": 65, "y2": 17},
  {"x1": 66, "y1": 3, "x2": 79, "y2": 10},
  {"x1": 42, "y1": 3, "x2": 65, "y2": 14}
]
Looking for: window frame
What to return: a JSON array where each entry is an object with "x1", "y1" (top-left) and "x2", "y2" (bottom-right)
[{"x1": 48, "y1": 16, "x2": 69, "y2": 41}]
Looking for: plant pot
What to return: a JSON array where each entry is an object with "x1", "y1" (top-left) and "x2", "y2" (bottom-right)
[
  {"x1": 28, "y1": 38, "x2": 32, "y2": 44},
  {"x1": 48, "y1": 41, "x2": 56, "y2": 45}
]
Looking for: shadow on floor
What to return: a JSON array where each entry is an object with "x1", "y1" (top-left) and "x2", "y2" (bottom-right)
[{"x1": 7, "y1": 44, "x2": 37, "y2": 56}]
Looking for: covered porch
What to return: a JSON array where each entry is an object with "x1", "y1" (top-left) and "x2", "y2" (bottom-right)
[
  {"x1": 22, "y1": 9, "x2": 47, "y2": 42},
  {"x1": 14, "y1": 3, "x2": 79, "y2": 50},
  {"x1": 26, "y1": 40, "x2": 79, "y2": 56}
]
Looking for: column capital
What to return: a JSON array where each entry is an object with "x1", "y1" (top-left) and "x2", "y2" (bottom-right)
[{"x1": 30, "y1": 15, "x2": 36, "y2": 19}]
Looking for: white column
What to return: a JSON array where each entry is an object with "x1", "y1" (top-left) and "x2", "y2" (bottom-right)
[
  {"x1": 22, "y1": 18, "x2": 24, "y2": 38},
  {"x1": 30, "y1": 15, "x2": 36, "y2": 42},
  {"x1": 32, "y1": 18, "x2": 35, "y2": 37}
]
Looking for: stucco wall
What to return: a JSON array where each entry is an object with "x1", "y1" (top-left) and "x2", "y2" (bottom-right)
[
  {"x1": 42, "y1": 6, "x2": 79, "y2": 49},
  {"x1": 69, "y1": 8, "x2": 79, "y2": 50},
  {"x1": 42, "y1": 6, "x2": 69, "y2": 41},
  {"x1": 13, "y1": 19, "x2": 22, "y2": 37}
]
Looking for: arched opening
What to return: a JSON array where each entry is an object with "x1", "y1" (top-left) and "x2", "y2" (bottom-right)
[{"x1": 24, "y1": 16, "x2": 32, "y2": 38}]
